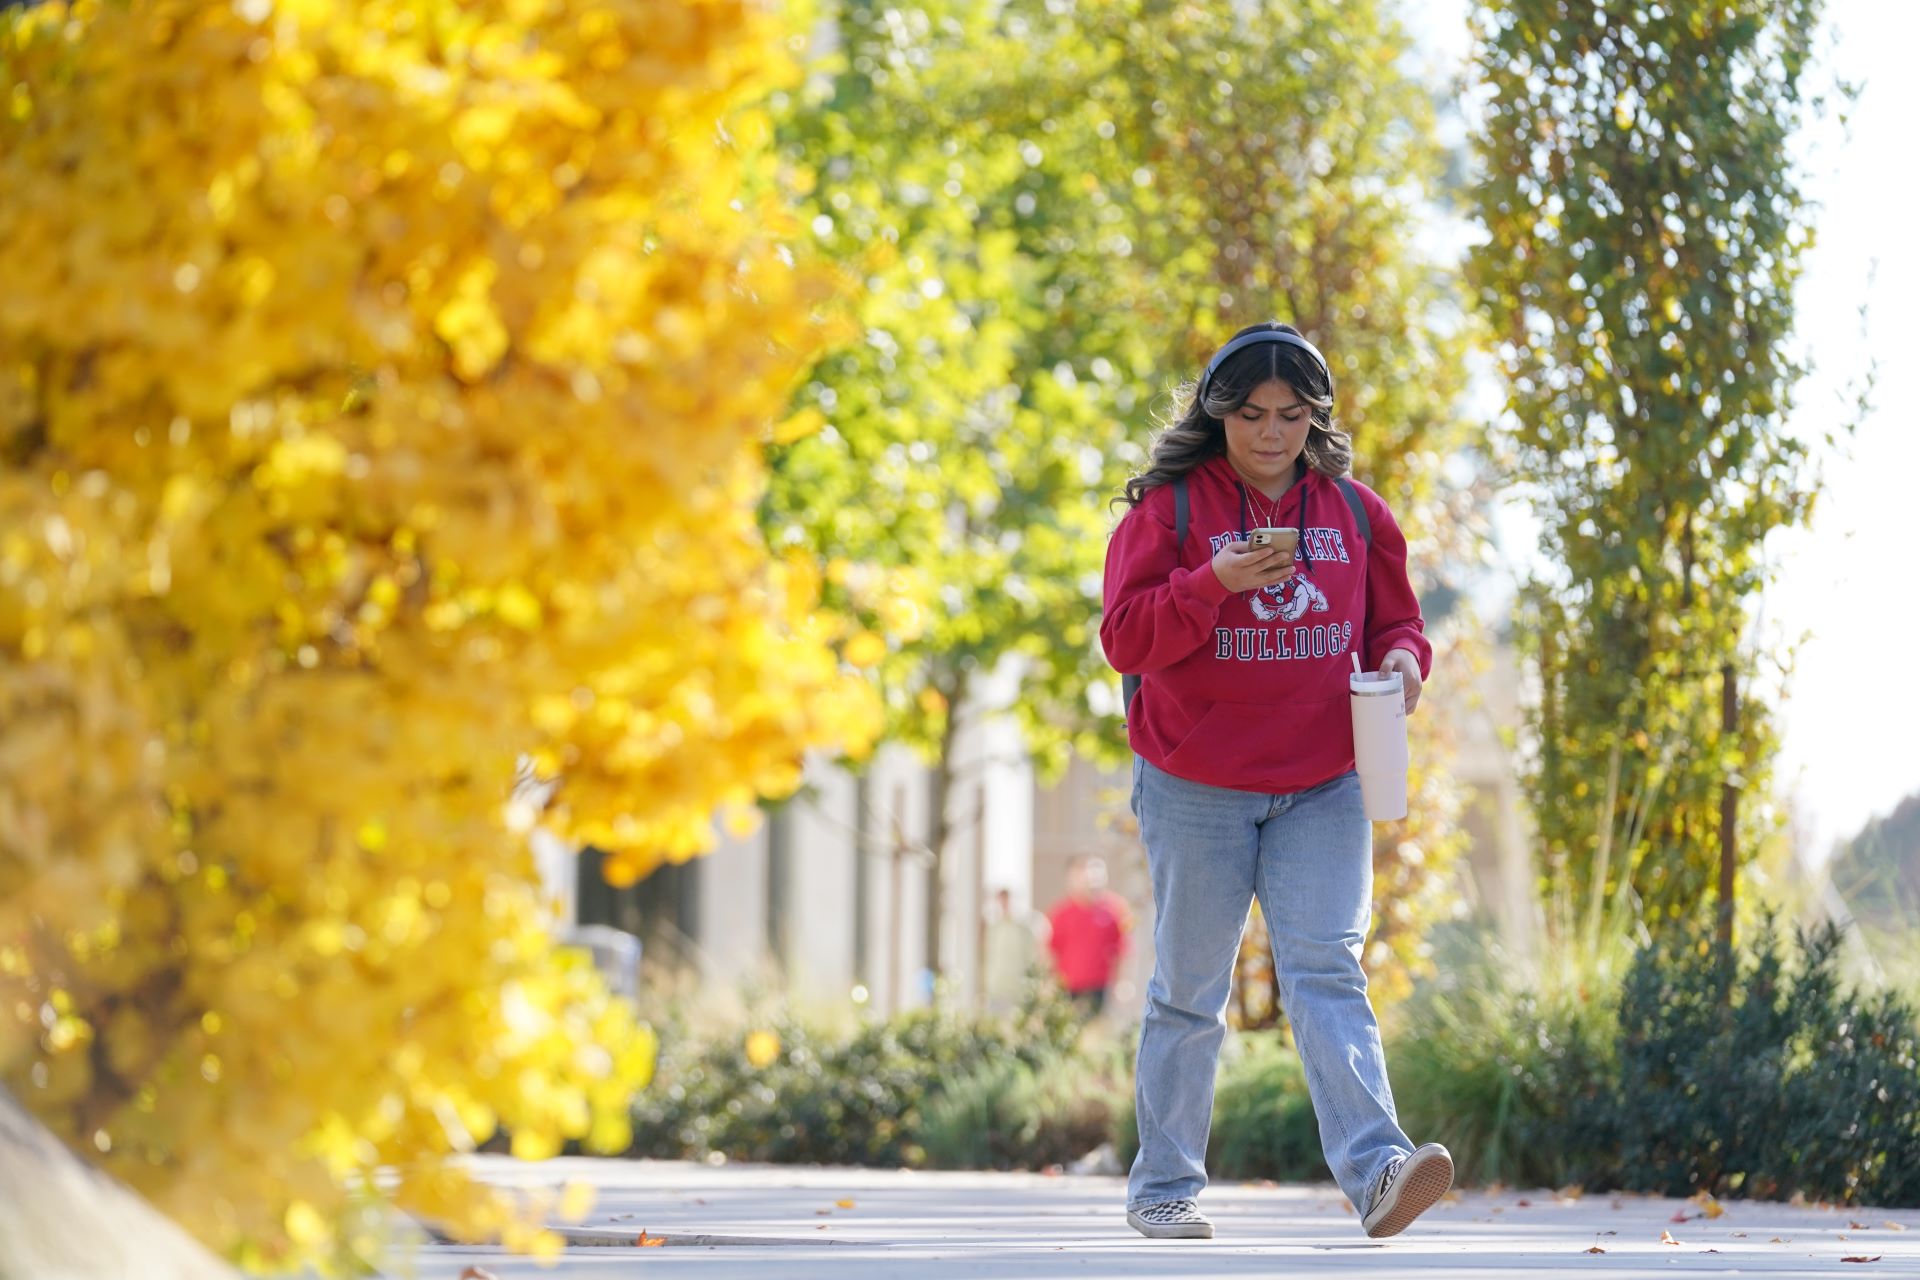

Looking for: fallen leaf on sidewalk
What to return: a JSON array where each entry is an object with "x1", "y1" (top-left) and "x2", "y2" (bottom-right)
[
  {"x1": 814, "y1": 1209, "x2": 832, "y2": 1216},
  {"x1": 458, "y1": 1269, "x2": 498, "y2": 1280},
  {"x1": 836, "y1": 1199, "x2": 856, "y2": 1209},
  {"x1": 1690, "y1": 1192, "x2": 1726, "y2": 1219},
  {"x1": 1884, "y1": 1223, "x2": 1907, "y2": 1231},
  {"x1": 1585, "y1": 1246, "x2": 1606, "y2": 1254},
  {"x1": 1841, "y1": 1257, "x2": 1883, "y2": 1264},
  {"x1": 1670, "y1": 1210, "x2": 1692, "y2": 1223},
  {"x1": 1850, "y1": 1221, "x2": 1870, "y2": 1230},
  {"x1": 1770, "y1": 1237, "x2": 1790, "y2": 1243},
  {"x1": 1517, "y1": 1199, "x2": 1532, "y2": 1208},
  {"x1": 635, "y1": 1231, "x2": 665, "y2": 1248},
  {"x1": 1660, "y1": 1231, "x2": 1681, "y2": 1245}
]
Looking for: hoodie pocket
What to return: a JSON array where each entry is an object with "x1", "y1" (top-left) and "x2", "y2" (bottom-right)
[{"x1": 1158, "y1": 701, "x2": 1244, "y2": 778}]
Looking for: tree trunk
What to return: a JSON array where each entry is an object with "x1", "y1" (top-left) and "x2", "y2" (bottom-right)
[
  {"x1": 922, "y1": 670, "x2": 967, "y2": 997},
  {"x1": 0, "y1": 1085, "x2": 237, "y2": 1280},
  {"x1": 1718, "y1": 661, "x2": 1738, "y2": 949}
]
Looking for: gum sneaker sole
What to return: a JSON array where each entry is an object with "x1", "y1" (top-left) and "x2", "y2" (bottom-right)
[{"x1": 1363, "y1": 1144, "x2": 1454, "y2": 1238}]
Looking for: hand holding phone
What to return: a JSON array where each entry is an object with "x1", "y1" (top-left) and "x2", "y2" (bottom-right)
[{"x1": 1213, "y1": 529, "x2": 1297, "y2": 593}]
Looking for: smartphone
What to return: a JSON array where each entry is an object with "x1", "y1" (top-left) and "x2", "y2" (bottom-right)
[{"x1": 1247, "y1": 527, "x2": 1300, "y2": 553}]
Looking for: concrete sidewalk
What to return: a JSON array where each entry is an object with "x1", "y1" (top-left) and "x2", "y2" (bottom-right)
[{"x1": 408, "y1": 1157, "x2": 1920, "y2": 1279}]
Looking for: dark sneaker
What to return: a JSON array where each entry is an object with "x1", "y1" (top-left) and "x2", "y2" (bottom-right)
[
  {"x1": 1361, "y1": 1143, "x2": 1454, "y2": 1238},
  {"x1": 1127, "y1": 1197, "x2": 1214, "y2": 1239}
]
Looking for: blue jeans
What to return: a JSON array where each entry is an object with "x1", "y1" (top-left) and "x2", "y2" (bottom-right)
[{"x1": 1126, "y1": 756, "x2": 1411, "y2": 1213}]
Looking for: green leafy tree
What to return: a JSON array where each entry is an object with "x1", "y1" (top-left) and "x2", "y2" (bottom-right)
[
  {"x1": 768, "y1": 0, "x2": 1478, "y2": 993},
  {"x1": 1468, "y1": 0, "x2": 1844, "y2": 924},
  {"x1": 992, "y1": 0, "x2": 1480, "y2": 996},
  {"x1": 763, "y1": 0, "x2": 1138, "y2": 977}
]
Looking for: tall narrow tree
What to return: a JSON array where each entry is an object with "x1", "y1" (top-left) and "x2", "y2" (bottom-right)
[{"x1": 1468, "y1": 0, "x2": 1837, "y2": 924}]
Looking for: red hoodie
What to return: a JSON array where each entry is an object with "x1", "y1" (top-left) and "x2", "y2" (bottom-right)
[
  {"x1": 1046, "y1": 892, "x2": 1130, "y2": 994},
  {"x1": 1101, "y1": 453, "x2": 1432, "y2": 795}
]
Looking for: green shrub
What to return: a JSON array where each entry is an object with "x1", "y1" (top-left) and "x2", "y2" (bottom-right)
[
  {"x1": 631, "y1": 923, "x2": 1920, "y2": 1204},
  {"x1": 1392, "y1": 918, "x2": 1920, "y2": 1206},
  {"x1": 1392, "y1": 979, "x2": 1619, "y2": 1189},
  {"x1": 1609, "y1": 919, "x2": 1920, "y2": 1204},
  {"x1": 629, "y1": 991, "x2": 1091, "y2": 1168},
  {"x1": 919, "y1": 1050, "x2": 1125, "y2": 1171},
  {"x1": 1112, "y1": 1033, "x2": 1329, "y2": 1183},
  {"x1": 1207, "y1": 1036, "x2": 1329, "y2": 1181}
]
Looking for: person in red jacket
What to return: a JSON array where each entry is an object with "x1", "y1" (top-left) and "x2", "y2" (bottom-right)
[
  {"x1": 1044, "y1": 855, "x2": 1131, "y2": 1015},
  {"x1": 1103, "y1": 322, "x2": 1453, "y2": 1244}
]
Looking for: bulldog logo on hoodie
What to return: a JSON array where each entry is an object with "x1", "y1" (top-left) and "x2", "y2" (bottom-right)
[{"x1": 1249, "y1": 571, "x2": 1330, "y2": 624}]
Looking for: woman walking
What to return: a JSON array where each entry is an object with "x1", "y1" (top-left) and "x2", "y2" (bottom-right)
[{"x1": 1101, "y1": 321, "x2": 1453, "y2": 1241}]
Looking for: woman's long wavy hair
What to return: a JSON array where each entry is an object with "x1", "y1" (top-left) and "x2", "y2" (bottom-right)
[{"x1": 1116, "y1": 321, "x2": 1353, "y2": 510}]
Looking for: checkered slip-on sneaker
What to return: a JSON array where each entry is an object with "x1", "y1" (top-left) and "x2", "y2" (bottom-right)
[
  {"x1": 1361, "y1": 1142, "x2": 1454, "y2": 1238},
  {"x1": 1126, "y1": 1197, "x2": 1213, "y2": 1239}
]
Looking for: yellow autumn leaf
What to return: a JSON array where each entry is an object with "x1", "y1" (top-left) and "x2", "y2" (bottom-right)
[
  {"x1": 722, "y1": 805, "x2": 764, "y2": 839},
  {"x1": 496, "y1": 583, "x2": 543, "y2": 630},
  {"x1": 435, "y1": 262, "x2": 510, "y2": 382},
  {"x1": 773, "y1": 407, "x2": 825, "y2": 444},
  {"x1": 843, "y1": 630, "x2": 887, "y2": 667},
  {"x1": 285, "y1": 1200, "x2": 329, "y2": 1248},
  {"x1": 744, "y1": 1030, "x2": 781, "y2": 1068}
]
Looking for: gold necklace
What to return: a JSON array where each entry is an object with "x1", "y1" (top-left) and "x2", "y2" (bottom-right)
[{"x1": 1245, "y1": 483, "x2": 1283, "y2": 530}]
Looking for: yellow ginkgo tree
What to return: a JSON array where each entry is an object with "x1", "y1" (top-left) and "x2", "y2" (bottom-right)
[{"x1": 0, "y1": 0, "x2": 876, "y2": 1269}]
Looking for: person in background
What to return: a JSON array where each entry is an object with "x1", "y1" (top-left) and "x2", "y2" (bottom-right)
[
  {"x1": 982, "y1": 887, "x2": 1047, "y2": 1014},
  {"x1": 1045, "y1": 855, "x2": 1132, "y2": 1015}
]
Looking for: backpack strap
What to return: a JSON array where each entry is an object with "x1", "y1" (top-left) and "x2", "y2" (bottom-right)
[
  {"x1": 1121, "y1": 476, "x2": 1191, "y2": 722},
  {"x1": 1336, "y1": 476, "x2": 1370, "y2": 551}
]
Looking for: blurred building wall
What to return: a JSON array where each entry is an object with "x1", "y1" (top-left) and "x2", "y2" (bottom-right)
[
  {"x1": 1449, "y1": 634, "x2": 1538, "y2": 958},
  {"x1": 552, "y1": 659, "x2": 1036, "y2": 1012}
]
